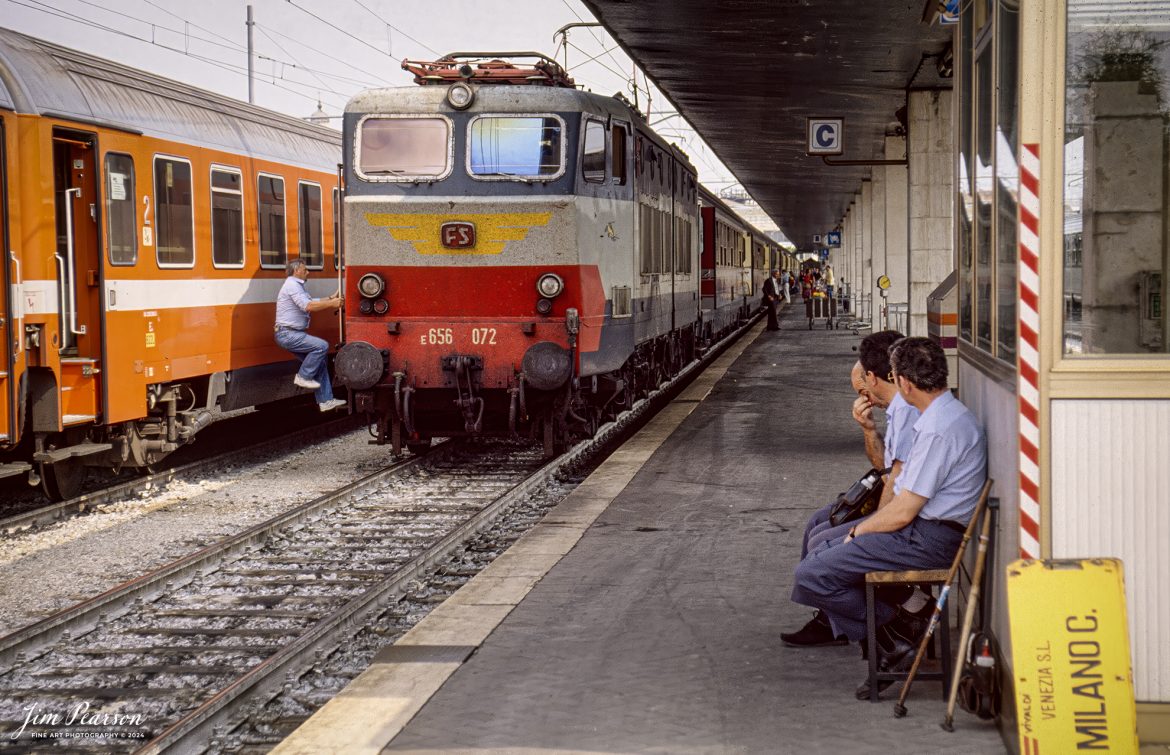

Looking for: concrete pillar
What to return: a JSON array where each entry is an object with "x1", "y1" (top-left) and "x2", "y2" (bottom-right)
[
  {"x1": 907, "y1": 89, "x2": 954, "y2": 337},
  {"x1": 861, "y1": 183, "x2": 873, "y2": 324},
  {"x1": 884, "y1": 135, "x2": 909, "y2": 334},
  {"x1": 871, "y1": 169, "x2": 888, "y2": 327}
]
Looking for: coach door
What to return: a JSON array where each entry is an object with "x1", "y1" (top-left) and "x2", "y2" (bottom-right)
[
  {"x1": 0, "y1": 118, "x2": 13, "y2": 445},
  {"x1": 52, "y1": 130, "x2": 103, "y2": 424}
]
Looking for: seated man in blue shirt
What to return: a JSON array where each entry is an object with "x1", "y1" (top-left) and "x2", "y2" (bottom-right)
[
  {"x1": 782, "y1": 330, "x2": 920, "y2": 647},
  {"x1": 791, "y1": 337, "x2": 987, "y2": 697},
  {"x1": 275, "y1": 259, "x2": 345, "y2": 412}
]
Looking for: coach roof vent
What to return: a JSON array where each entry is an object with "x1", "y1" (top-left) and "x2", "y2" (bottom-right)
[{"x1": 402, "y1": 52, "x2": 576, "y2": 89}]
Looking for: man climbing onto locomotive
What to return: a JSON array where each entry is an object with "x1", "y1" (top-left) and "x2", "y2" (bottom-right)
[{"x1": 274, "y1": 258, "x2": 346, "y2": 412}]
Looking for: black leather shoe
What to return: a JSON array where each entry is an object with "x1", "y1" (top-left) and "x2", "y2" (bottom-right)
[
  {"x1": 781, "y1": 611, "x2": 849, "y2": 647},
  {"x1": 877, "y1": 623, "x2": 917, "y2": 670}
]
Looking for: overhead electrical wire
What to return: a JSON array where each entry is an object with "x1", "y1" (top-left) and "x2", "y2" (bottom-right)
[
  {"x1": 348, "y1": 0, "x2": 442, "y2": 58},
  {"x1": 254, "y1": 22, "x2": 395, "y2": 88},
  {"x1": 4, "y1": 0, "x2": 347, "y2": 110}
]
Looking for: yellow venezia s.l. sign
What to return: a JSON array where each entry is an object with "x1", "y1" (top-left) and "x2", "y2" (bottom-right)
[{"x1": 1006, "y1": 558, "x2": 1138, "y2": 754}]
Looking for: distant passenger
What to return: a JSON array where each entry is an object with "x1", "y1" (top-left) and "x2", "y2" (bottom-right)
[
  {"x1": 779, "y1": 270, "x2": 792, "y2": 304},
  {"x1": 762, "y1": 269, "x2": 784, "y2": 331},
  {"x1": 824, "y1": 264, "x2": 836, "y2": 299},
  {"x1": 275, "y1": 258, "x2": 346, "y2": 412},
  {"x1": 781, "y1": 330, "x2": 919, "y2": 647},
  {"x1": 791, "y1": 337, "x2": 987, "y2": 699}
]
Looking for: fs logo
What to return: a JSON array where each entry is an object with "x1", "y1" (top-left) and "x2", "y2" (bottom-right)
[{"x1": 440, "y1": 221, "x2": 476, "y2": 249}]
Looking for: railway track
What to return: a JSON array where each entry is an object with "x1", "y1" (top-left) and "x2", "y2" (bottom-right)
[
  {"x1": 0, "y1": 315, "x2": 761, "y2": 753},
  {"x1": 0, "y1": 441, "x2": 548, "y2": 752},
  {"x1": 0, "y1": 413, "x2": 361, "y2": 537}
]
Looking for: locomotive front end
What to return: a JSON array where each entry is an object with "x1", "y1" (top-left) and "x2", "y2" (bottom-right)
[{"x1": 338, "y1": 61, "x2": 608, "y2": 455}]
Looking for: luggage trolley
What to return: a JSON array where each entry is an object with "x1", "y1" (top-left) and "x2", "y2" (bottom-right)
[{"x1": 805, "y1": 295, "x2": 837, "y2": 330}]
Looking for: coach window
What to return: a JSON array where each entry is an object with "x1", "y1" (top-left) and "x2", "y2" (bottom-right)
[
  {"x1": 210, "y1": 167, "x2": 244, "y2": 268},
  {"x1": 468, "y1": 115, "x2": 564, "y2": 180},
  {"x1": 611, "y1": 122, "x2": 628, "y2": 185},
  {"x1": 1062, "y1": 4, "x2": 1170, "y2": 355},
  {"x1": 104, "y1": 153, "x2": 136, "y2": 265},
  {"x1": 299, "y1": 181, "x2": 323, "y2": 269},
  {"x1": 258, "y1": 174, "x2": 286, "y2": 269},
  {"x1": 154, "y1": 156, "x2": 195, "y2": 268},
  {"x1": 358, "y1": 116, "x2": 451, "y2": 181},
  {"x1": 582, "y1": 119, "x2": 606, "y2": 183},
  {"x1": 332, "y1": 187, "x2": 340, "y2": 270}
]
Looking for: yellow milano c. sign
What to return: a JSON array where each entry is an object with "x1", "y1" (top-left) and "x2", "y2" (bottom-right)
[{"x1": 1007, "y1": 558, "x2": 1139, "y2": 754}]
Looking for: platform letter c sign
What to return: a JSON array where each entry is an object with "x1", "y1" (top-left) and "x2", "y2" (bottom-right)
[{"x1": 807, "y1": 118, "x2": 844, "y2": 156}]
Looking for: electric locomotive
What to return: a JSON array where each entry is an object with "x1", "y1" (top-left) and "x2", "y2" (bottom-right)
[{"x1": 335, "y1": 53, "x2": 705, "y2": 456}]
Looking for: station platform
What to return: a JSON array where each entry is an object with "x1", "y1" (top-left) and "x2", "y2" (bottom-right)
[{"x1": 275, "y1": 306, "x2": 1006, "y2": 755}]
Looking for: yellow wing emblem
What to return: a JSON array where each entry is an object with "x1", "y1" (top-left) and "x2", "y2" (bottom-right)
[{"x1": 365, "y1": 211, "x2": 552, "y2": 255}]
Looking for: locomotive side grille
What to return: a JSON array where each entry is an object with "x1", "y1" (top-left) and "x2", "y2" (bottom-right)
[{"x1": 612, "y1": 286, "x2": 632, "y2": 318}]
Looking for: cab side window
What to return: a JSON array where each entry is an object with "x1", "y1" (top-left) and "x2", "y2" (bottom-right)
[
  {"x1": 582, "y1": 119, "x2": 606, "y2": 183},
  {"x1": 611, "y1": 123, "x2": 628, "y2": 185}
]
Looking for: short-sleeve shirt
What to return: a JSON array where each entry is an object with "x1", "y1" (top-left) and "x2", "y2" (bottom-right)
[
  {"x1": 893, "y1": 391, "x2": 987, "y2": 523},
  {"x1": 276, "y1": 276, "x2": 312, "y2": 330},
  {"x1": 883, "y1": 392, "x2": 919, "y2": 469}
]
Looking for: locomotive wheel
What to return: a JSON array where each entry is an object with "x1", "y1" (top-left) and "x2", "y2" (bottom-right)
[
  {"x1": 406, "y1": 439, "x2": 431, "y2": 456},
  {"x1": 40, "y1": 457, "x2": 88, "y2": 501}
]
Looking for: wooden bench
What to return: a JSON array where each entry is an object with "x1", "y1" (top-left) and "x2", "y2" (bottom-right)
[{"x1": 864, "y1": 568, "x2": 953, "y2": 702}]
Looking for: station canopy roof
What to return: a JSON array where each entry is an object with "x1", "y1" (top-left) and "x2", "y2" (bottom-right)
[{"x1": 583, "y1": 0, "x2": 952, "y2": 252}]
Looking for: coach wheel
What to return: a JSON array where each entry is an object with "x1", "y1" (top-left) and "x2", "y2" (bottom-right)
[{"x1": 40, "y1": 457, "x2": 87, "y2": 501}]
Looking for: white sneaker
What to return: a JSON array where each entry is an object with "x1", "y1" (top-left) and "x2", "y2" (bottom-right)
[
  {"x1": 318, "y1": 398, "x2": 347, "y2": 412},
  {"x1": 293, "y1": 374, "x2": 320, "y2": 390}
]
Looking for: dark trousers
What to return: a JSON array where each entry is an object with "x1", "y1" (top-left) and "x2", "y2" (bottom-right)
[
  {"x1": 791, "y1": 518, "x2": 962, "y2": 640},
  {"x1": 764, "y1": 298, "x2": 780, "y2": 330}
]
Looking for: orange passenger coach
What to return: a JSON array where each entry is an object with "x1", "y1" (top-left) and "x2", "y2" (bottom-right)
[{"x1": 0, "y1": 28, "x2": 342, "y2": 498}]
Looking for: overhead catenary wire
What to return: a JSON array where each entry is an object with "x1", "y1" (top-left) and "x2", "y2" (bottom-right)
[
  {"x1": 256, "y1": 25, "x2": 344, "y2": 98},
  {"x1": 285, "y1": 0, "x2": 435, "y2": 63},
  {"x1": 254, "y1": 22, "x2": 396, "y2": 88},
  {"x1": 138, "y1": 0, "x2": 247, "y2": 51},
  {"x1": 348, "y1": 0, "x2": 442, "y2": 58},
  {"x1": 3, "y1": 0, "x2": 348, "y2": 111}
]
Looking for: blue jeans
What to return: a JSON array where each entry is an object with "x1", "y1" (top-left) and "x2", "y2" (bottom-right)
[{"x1": 275, "y1": 328, "x2": 333, "y2": 404}]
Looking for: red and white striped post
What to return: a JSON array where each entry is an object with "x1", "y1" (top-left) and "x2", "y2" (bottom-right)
[{"x1": 1017, "y1": 143, "x2": 1042, "y2": 560}]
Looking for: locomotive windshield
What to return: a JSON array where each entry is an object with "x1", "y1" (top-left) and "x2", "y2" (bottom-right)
[
  {"x1": 468, "y1": 116, "x2": 563, "y2": 179},
  {"x1": 358, "y1": 117, "x2": 450, "y2": 178}
]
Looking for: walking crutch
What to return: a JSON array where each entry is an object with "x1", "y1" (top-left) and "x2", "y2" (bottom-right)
[
  {"x1": 892, "y1": 479, "x2": 992, "y2": 718},
  {"x1": 941, "y1": 503, "x2": 994, "y2": 731}
]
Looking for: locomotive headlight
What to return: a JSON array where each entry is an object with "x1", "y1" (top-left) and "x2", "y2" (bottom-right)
[
  {"x1": 447, "y1": 82, "x2": 474, "y2": 110},
  {"x1": 372, "y1": 298, "x2": 390, "y2": 315},
  {"x1": 358, "y1": 298, "x2": 374, "y2": 315},
  {"x1": 358, "y1": 273, "x2": 385, "y2": 299},
  {"x1": 536, "y1": 273, "x2": 564, "y2": 298},
  {"x1": 535, "y1": 298, "x2": 554, "y2": 315}
]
